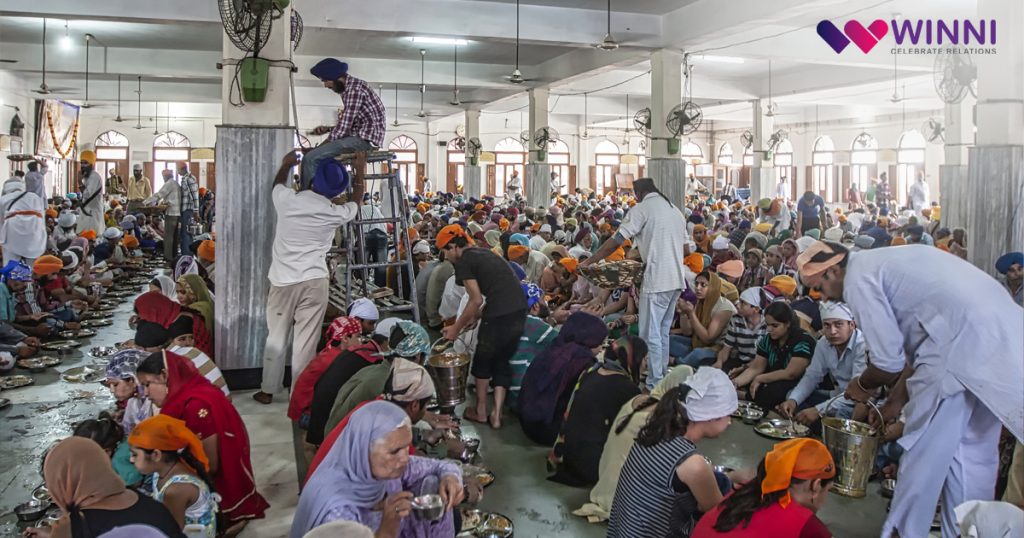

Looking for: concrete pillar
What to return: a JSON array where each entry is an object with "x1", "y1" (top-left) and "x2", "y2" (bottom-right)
[
  {"x1": 750, "y1": 99, "x2": 775, "y2": 202},
  {"x1": 648, "y1": 49, "x2": 685, "y2": 207},
  {"x1": 965, "y1": 0, "x2": 1024, "y2": 276},
  {"x1": 463, "y1": 109, "x2": 484, "y2": 199},
  {"x1": 525, "y1": 88, "x2": 551, "y2": 206},
  {"x1": 938, "y1": 97, "x2": 974, "y2": 232},
  {"x1": 214, "y1": 7, "x2": 293, "y2": 373}
]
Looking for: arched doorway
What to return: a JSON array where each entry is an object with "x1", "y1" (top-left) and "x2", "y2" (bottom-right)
[
  {"x1": 772, "y1": 139, "x2": 795, "y2": 200},
  {"x1": 811, "y1": 136, "x2": 836, "y2": 202},
  {"x1": 850, "y1": 133, "x2": 878, "y2": 207},
  {"x1": 152, "y1": 131, "x2": 192, "y2": 192},
  {"x1": 488, "y1": 137, "x2": 526, "y2": 198},
  {"x1": 95, "y1": 130, "x2": 130, "y2": 191},
  {"x1": 446, "y1": 140, "x2": 465, "y2": 193},
  {"x1": 592, "y1": 139, "x2": 620, "y2": 196},
  {"x1": 896, "y1": 130, "x2": 926, "y2": 208},
  {"x1": 547, "y1": 139, "x2": 573, "y2": 196},
  {"x1": 388, "y1": 135, "x2": 422, "y2": 193}
]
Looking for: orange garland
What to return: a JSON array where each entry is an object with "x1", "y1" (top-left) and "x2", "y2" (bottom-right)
[{"x1": 45, "y1": 110, "x2": 80, "y2": 159}]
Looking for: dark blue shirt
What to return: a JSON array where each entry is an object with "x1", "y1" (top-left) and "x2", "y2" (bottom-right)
[{"x1": 797, "y1": 195, "x2": 825, "y2": 220}]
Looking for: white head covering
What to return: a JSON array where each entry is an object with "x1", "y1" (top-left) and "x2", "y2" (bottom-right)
[
  {"x1": 2, "y1": 178, "x2": 25, "y2": 195},
  {"x1": 58, "y1": 211, "x2": 77, "y2": 228},
  {"x1": 823, "y1": 227, "x2": 844, "y2": 242},
  {"x1": 819, "y1": 301, "x2": 854, "y2": 322},
  {"x1": 61, "y1": 250, "x2": 79, "y2": 271},
  {"x1": 711, "y1": 235, "x2": 729, "y2": 251},
  {"x1": 795, "y1": 236, "x2": 816, "y2": 253},
  {"x1": 132, "y1": 163, "x2": 143, "y2": 171},
  {"x1": 102, "y1": 227, "x2": 123, "y2": 240},
  {"x1": 682, "y1": 367, "x2": 738, "y2": 422},
  {"x1": 411, "y1": 240, "x2": 431, "y2": 255},
  {"x1": 348, "y1": 297, "x2": 379, "y2": 321},
  {"x1": 539, "y1": 223, "x2": 552, "y2": 233},
  {"x1": 372, "y1": 317, "x2": 401, "y2": 338},
  {"x1": 386, "y1": 358, "x2": 435, "y2": 402},
  {"x1": 955, "y1": 500, "x2": 1024, "y2": 538},
  {"x1": 739, "y1": 286, "x2": 763, "y2": 309}
]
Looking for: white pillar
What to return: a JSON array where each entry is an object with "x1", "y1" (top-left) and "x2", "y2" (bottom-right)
[
  {"x1": 939, "y1": 96, "x2": 974, "y2": 232},
  {"x1": 526, "y1": 88, "x2": 551, "y2": 207},
  {"x1": 215, "y1": 8, "x2": 294, "y2": 374},
  {"x1": 648, "y1": 49, "x2": 685, "y2": 207},
  {"x1": 463, "y1": 109, "x2": 483, "y2": 199},
  {"x1": 965, "y1": 0, "x2": 1024, "y2": 276},
  {"x1": 750, "y1": 99, "x2": 775, "y2": 202}
]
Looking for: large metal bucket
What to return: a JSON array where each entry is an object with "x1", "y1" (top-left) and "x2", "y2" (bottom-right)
[
  {"x1": 425, "y1": 339, "x2": 471, "y2": 408},
  {"x1": 821, "y1": 399, "x2": 883, "y2": 498}
]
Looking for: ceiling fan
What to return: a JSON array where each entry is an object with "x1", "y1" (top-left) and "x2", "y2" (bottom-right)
[
  {"x1": 593, "y1": 0, "x2": 619, "y2": 51},
  {"x1": 113, "y1": 75, "x2": 125, "y2": 121},
  {"x1": 389, "y1": 84, "x2": 416, "y2": 127},
  {"x1": 80, "y1": 34, "x2": 108, "y2": 108},
  {"x1": 134, "y1": 75, "x2": 146, "y2": 130},
  {"x1": 505, "y1": 0, "x2": 537, "y2": 84},
  {"x1": 414, "y1": 49, "x2": 445, "y2": 118},
  {"x1": 35, "y1": 19, "x2": 76, "y2": 95},
  {"x1": 449, "y1": 44, "x2": 486, "y2": 106}
]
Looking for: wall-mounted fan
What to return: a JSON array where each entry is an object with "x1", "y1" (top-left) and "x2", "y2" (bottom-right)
[
  {"x1": 534, "y1": 126, "x2": 558, "y2": 159},
  {"x1": 466, "y1": 136, "x2": 482, "y2": 165},
  {"x1": 449, "y1": 136, "x2": 466, "y2": 151},
  {"x1": 740, "y1": 130, "x2": 754, "y2": 150},
  {"x1": 9, "y1": 110, "x2": 25, "y2": 138},
  {"x1": 290, "y1": 9, "x2": 303, "y2": 50},
  {"x1": 633, "y1": 107, "x2": 652, "y2": 138},
  {"x1": 934, "y1": 52, "x2": 977, "y2": 104},
  {"x1": 666, "y1": 102, "x2": 702, "y2": 137},
  {"x1": 852, "y1": 131, "x2": 874, "y2": 150},
  {"x1": 766, "y1": 129, "x2": 788, "y2": 152},
  {"x1": 922, "y1": 118, "x2": 945, "y2": 144}
]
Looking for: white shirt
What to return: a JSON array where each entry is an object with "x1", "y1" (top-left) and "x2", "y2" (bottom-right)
[
  {"x1": 268, "y1": 185, "x2": 358, "y2": 286},
  {"x1": 24, "y1": 170, "x2": 47, "y2": 211},
  {"x1": 76, "y1": 171, "x2": 105, "y2": 234},
  {"x1": 0, "y1": 188, "x2": 46, "y2": 259},
  {"x1": 146, "y1": 178, "x2": 181, "y2": 217},
  {"x1": 908, "y1": 180, "x2": 930, "y2": 211},
  {"x1": 507, "y1": 174, "x2": 522, "y2": 190},
  {"x1": 359, "y1": 203, "x2": 387, "y2": 235},
  {"x1": 776, "y1": 181, "x2": 790, "y2": 200},
  {"x1": 529, "y1": 235, "x2": 547, "y2": 252},
  {"x1": 616, "y1": 192, "x2": 686, "y2": 293}
]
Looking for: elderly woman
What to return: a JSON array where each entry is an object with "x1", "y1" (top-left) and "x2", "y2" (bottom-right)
[
  {"x1": 693, "y1": 439, "x2": 836, "y2": 537},
  {"x1": 574, "y1": 365, "x2": 695, "y2": 523},
  {"x1": 22, "y1": 437, "x2": 182, "y2": 538},
  {"x1": 548, "y1": 337, "x2": 645, "y2": 487},
  {"x1": 136, "y1": 351, "x2": 268, "y2": 531},
  {"x1": 518, "y1": 311, "x2": 606, "y2": 445},
  {"x1": 134, "y1": 291, "x2": 213, "y2": 357},
  {"x1": 175, "y1": 274, "x2": 214, "y2": 336},
  {"x1": 608, "y1": 368, "x2": 743, "y2": 538},
  {"x1": 290, "y1": 401, "x2": 463, "y2": 538}
]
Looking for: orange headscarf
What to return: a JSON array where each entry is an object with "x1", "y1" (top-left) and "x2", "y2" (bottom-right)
[
  {"x1": 795, "y1": 241, "x2": 845, "y2": 281},
  {"x1": 33, "y1": 255, "x2": 64, "y2": 276},
  {"x1": 508, "y1": 245, "x2": 530, "y2": 261},
  {"x1": 45, "y1": 208, "x2": 59, "y2": 218},
  {"x1": 435, "y1": 224, "x2": 474, "y2": 249},
  {"x1": 558, "y1": 257, "x2": 578, "y2": 274},
  {"x1": 129, "y1": 414, "x2": 210, "y2": 472},
  {"x1": 692, "y1": 224, "x2": 711, "y2": 253},
  {"x1": 606, "y1": 247, "x2": 626, "y2": 262},
  {"x1": 891, "y1": 236, "x2": 907, "y2": 246},
  {"x1": 769, "y1": 275, "x2": 798, "y2": 299},
  {"x1": 762, "y1": 438, "x2": 836, "y2": 508},
  {"x1": 498, "y1": 218, "x2": 510, "y2": 232}
]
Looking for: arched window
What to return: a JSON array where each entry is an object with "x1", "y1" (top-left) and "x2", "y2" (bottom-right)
[
  {"x1": 850, "y1": 133, "x2": 877, "y2": 202},
  {"x1": 492, "y1": 137, "x2": 526, "y2": 198},
  {"x1": 152, "y1": 131, "x2": 191, "y2": 191},
  {"x1": 94, "y1": 130, "x2": 130, "y2": 183},
  {"x1": 742, "y1": 145, "x2": 753, "y2": 166},
  {"x1": 718, "y1": 142, "x2": 733, "y2": 165},
  {"x1": 812, "y1": 136, "x2": 836, "y2": 202},
  {"x1": 548, "y1": 139, "x2": 571, "y2": 196},
  {"x1": 446, "y1": 137, "x2": 465, "y2": 193},
  {"x1": 680, "y1": 141, "x2": 703, "y2": 182},
  {"x1": 772, "y1": 139, "x2": 794, "y2": 197},
  {"x1": 593, "y1": 140, "x2": 621, "y2": 195},
  {"x1": 896, "y1": 130, "x2": 926, "y2": 207},
  {"x1": 388, "y1": 135, "x2": 419, "y2": 192}
]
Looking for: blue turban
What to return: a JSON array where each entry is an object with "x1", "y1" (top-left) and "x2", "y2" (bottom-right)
[
  {"x1": 0, "y1": 261, "x2": 32, "y2": 282},
  {"x1": 509, "y1": 233, "x2": 530, "y2": 246},
  {"x1": 310, "y1": 58, "x2": 348, "y2": 81},
  {"x1": 521, "y1": 282, "x2": 543, "y2": 309},
  {"x1": 311, "y1": 158, "x2": 350, "y2": 199},
  {"x1": 739, "y1": 220, "x2": 752, "y2": 230},
  {"x1": 996, "y1": 252, "x2": 1023, "y2": 274}
]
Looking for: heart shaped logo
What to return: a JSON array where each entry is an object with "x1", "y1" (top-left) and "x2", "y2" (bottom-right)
[{"x1": 843, "y1": 19, "x2": 889, "y2": 53}]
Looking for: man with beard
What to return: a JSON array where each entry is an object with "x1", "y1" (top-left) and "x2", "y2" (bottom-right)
[
  {"x1": 301, "y1": 58, "x2": 386, "y2": 191},
  {"x1": 126, "y1": 163, "x2": 153, "y2": 211},
  {"x1": 76, "y1": 151, "x2": 105, "y2": 235}
]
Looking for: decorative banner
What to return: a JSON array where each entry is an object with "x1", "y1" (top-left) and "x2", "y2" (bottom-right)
[
  {"x1": 36, "y1": 100, "x2": 81, "y2": 159},
  {"x1": 478, "y1": 151, "x2": 496, "y2": 163},
  {"x1": 619, "y1": 154, "x2": 638, "y2": 165},
  {"x1": 191, "y1": 148, "x2": 215, "y2": 160}
]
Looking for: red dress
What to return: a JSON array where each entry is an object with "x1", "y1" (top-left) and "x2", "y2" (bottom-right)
[
  {"x1": 158, "y1": 351, "x2": 269, "y2": 524},
  {"x1": 692, "y1": 493, "x2": 831, "y2": 538},
  {"x1": 134, "y1": 291, "x2": 214, "y2": 357},
  {"x1": 287, "y1": 345, "x2": 343, "y2": 422}
]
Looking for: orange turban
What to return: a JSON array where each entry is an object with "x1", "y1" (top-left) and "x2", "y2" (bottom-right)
[
  {"x1": 45, "y1": 208, "x2": 58, "y2": 218},
  {"x1": 128, "y1": 415, "x2": 210, "y2": 473},
  {"x1": 559, "y1": 257, "x2": 578, "y2": 274},
  {"x1": 198, "y1": 187, "x2": 207, "y2": 197},
  {"x1": 507, "y1": 245, "x2": 530, "y2": 261},
  {"x1": 474, "y1": 203, "x2": 484, "y2": 211},
  {"x1": 78, "y1": 230, "x2": 97, "y2": 240},
  {"x1": 435, "y1": 224, "x2": 473, "y2": 249},
  {"x1": 684, "y1": 252, "x2": 705, "y2": 274},
  {"x1": 891, "y1": 236, "x2": 907, "y2": 246},
  {"x1": 123, "y1": 236, "x2": 140, "y2": 249},
  {"x1": 762, "y1": 438, "x2": 835, "y2": 508},
  {"x1": 197, "y1": 240, "x2": 215, "y2": 262},
  {"x1": 599, "y1": 222, "x2": 613, "y2": 233},
  {"x1": 606, "y1": 247, "x2": 626, "y2": 262},
  {"x1": 795, "y1": 241, "x2": 845, "y2": 283},
  {"x1": 33, "y1": 255, "x2": 64, "y2": 276},
  {"x1": 109, "y1": 200, "x2": 120, "y2": 208},
  {"x1": 498, "y1": 218, "x2": 510, "y2": 232},
  {"x1": 768, "y1": 275, "x2": 797, "y2": 298},
  {"x1": 530, "y1": 223, "x2": 542, "y2": 233}
]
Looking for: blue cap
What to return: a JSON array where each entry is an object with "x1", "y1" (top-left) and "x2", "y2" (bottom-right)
[
  {"x1": 311, "y1": 158, "x2": 350, "y2": 199},
  {"x1": 509, "y1": 233, "x2": 530, "y2": 246},
  {"x1": 310, "y1": 58, "x2": 348, "y2": 81},
  {"x1": 522, "y1": 282, "x2": 543, "y2": 308},
  {"x1": 996, "y1": 252, "x2": 1023, "y2": 274}
]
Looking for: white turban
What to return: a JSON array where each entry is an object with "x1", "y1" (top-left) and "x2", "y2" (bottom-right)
[
  {"x1": 739, "y1": 287, "x2": 763, "y2": 309},
  {"x1": 133, "y1": 163, "x2": 143, "y2": 171},
  {"x1": 61, "y1": 250, "x2": 79, "y2": 271},
  {"x1": 348, "y1": 297, "x2": 379, "y2": 321},
  {"x1": 683, "y1": 367, "x2": 738, "y2": 422},
  {"x1": 102, "y1": 227, "x2": 123, "y2": 240},
  {"x1": 711, "y1": 235, "x2": 729, "y2": 251},
  {"x1": 2, "y1": 179, "x2": 25, "y2": 195},
  {"x1": 795, "y1": 236, "x2": 816, "y2": 253},
  {"x1": 58, "y1": 211, "x2": 77, "y2": 228},
  {"x1": 373, "y1": 317, "x2": 401, "y2": 338},
  {"x1": 412, "y1": 240, "x2": 431, "y2": 255},
  {"x1": 539, "y1": 223, "x2": 552, "y2": 234},
  {"x1": 823, "y1": 227, "x2": 843, "y2": 242},
  {"x1": 819, "y1": 301, "x2": 854, "y2": 322}
]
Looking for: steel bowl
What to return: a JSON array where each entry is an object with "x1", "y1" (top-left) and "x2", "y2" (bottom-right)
[
  {"x1": 15, "y1": 500, "x2": 48, "y2": 522},
  {"x1": 411, "y1": 493, "x2": 445, "y2": 521},
  {"x1": 458, "y1": 436, "x2": 481, "y2": 463},
  {"x1": 880, "y1": 478, "x2": 897, "y2": 498},
  {"x1": 31, "y1": 484, "x2": 51, "y2": 504},
  {"x1": 89, "y1": 346, "x2": 118, "y2": 358}
]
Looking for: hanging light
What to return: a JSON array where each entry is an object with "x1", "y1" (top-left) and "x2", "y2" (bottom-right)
[{"x1": 59, "y1": 20, "x2": 73, "y2": 51}]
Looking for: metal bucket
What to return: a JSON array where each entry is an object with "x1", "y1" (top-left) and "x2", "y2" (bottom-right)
[
  {"x1": 425, "y1": 339, "x2": 471, "y2": 408},
  {"x1": 821, "y1": 399, "x2": 883, "y2": 498}
]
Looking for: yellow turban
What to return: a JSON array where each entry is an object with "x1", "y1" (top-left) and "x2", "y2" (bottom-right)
[
  {"x1": 79, "y1": 150, "x2": 97, "y2": 165},
  {"x1": 769, "y1": 275, "x2": 798, "y2": 298},
  {"x1": 755, "y1": 222, "x2": 772, "y2": 234}
]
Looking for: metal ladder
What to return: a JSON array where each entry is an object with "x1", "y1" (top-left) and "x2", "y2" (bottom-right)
[{"x1": 334, "y1": 150, "x2": 420, "y2": 323}]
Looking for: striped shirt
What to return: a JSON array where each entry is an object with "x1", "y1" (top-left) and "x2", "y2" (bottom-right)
[
  {"x1": 508, "y1": 316, "x2": 558, "y2": 405},
  {"x1": 721, "y1": 314, "x2": 766, "y2": 364},
  {"x1": 169, "y1": 345, "x2": 230, "y2": 396},
  {"x1": 608, "y1": 436, "x2": 698, "y2": 538},
  {"x1": 755, "y1": 331, "x2": 816, "y2": 371},
  {"x1": 180, "y1": 174, "x2": 199, "y2": 213}
]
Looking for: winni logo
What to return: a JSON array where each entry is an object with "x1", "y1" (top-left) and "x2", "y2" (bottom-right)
[{"x1": 817, "y1": 19, "x2": 997, "y2": 54}]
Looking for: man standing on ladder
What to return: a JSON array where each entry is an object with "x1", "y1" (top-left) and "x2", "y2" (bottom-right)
[
  {"x1": 253, "y1": 151, "x2": 366, "y2": 405},
  {"x1": 301, "y1": 58, "x2": 386, "y2": 192}
]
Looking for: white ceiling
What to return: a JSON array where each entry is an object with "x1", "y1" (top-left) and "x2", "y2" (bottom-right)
[{"x1": 0, "y1": 0, "x2": 971, "y2": 130}]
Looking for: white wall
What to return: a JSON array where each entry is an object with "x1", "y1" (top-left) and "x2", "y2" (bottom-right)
[{"x1": 0, "y1": 70, "x2": 38, "y2": 173}]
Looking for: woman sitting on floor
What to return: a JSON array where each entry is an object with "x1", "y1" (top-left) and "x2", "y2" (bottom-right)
[
  {"x1": 608, "y1": 368, "x2": 743, "y2": 538},
  {"x1": 104, "y1": 349, "x2": 156, "y2": 438},
  {"x1": 548, "y1": 336, "x2": 645, "y2": 487},
  {"x1": 73, "y1": 411, "x2": 145, "y2": 488},
  {"x1": 134, "y1": 291, "x2": 213, "y2": 358},
  {"x1": 518, "y1": 311, "x2": 607, "y2": 445},
  {"x1": 23, "y1": 437, "x2": 182, "y2": 538},
  {"x1": 136, "y1": 351, "x2": 268, "y2": 533},
  {"x1": 149, "y1": 275, "x2": 177, "y2": 300},
  {"x1": 574, "y1": 365, "x2": 695, "y2": 523},
  {"x1": 290, "y1": 401, "x2": 464, "y2": 538},
  {"x1": 729, "y1": 301, "x2": 815, "y2": 410},
  {"x1": 671, "y1": 271, "x2": 736, "y2": 368},
  {"x1": 175, "y1": 274, "x2": 215, "y2": 337},
  {"x1": 693, "y1": 438, "x2": 835, "y2": 538},
  {"x1": 129, "y1": 415, "x2": 220, "y2": 537},
  {"x1": 288, "y1": 316, "x2": 365, "y2": 429}
]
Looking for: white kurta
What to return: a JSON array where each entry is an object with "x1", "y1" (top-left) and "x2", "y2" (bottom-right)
[
  {"x1": 843, "y1": 245, "x2": 1023, "y2": 538},
  {"x1": 0, "y1": 189, "x2": 47, "y2": 262},
  {"x1": 76, "y1": 171, "x2": 105, "y2": 234}
]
